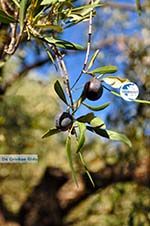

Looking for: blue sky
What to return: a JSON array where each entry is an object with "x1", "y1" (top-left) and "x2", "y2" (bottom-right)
[{"x1": 27, "y1": 0, "x2": 144, "y2": 127}]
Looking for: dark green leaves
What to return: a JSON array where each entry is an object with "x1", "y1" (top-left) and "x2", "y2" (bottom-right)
[
  {"x1": 0, "y1": 10, "x2": 15, "y2": 23},
  {"x1": 20, "y1": 0, "x2": 29, "y2": 31},
  {"x1": 42, "y1": 128, "x2": 60, "y2": 138},
  {"x1": 82, "y1": 102, "x2": 110, "y2": 111},
  {"x1": 77, "y1": 113, "x2": 95, "y2": 123},
  {"x1": 54, "y1": 80, "x2": 68, "y2": 105},
  {"x1": 76, "y1": 122, "x2": 86, "y2": 153},
  {"x1": 44, "y1": 37, "x2": 84, "y2": 50},
  {"x1": 87, "y1": 126, "x2": 132, "y2": 147},
  {"x1": 66, "y1": 135, "x2": 78, "y2": 186},
  {"x1": 136, "y1": 0, "x2": 142, "y2": 15},
  {"x1": 88, "y1": 65, "x2": 117, "y2": 75},
  {"x1": 86, "y1": 50, "x2": 100, "y2": 71}
]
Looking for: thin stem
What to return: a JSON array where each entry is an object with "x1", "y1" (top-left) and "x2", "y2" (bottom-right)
[
  {"x1": 52, "y1": 46, "x2": 75, "y2": 112},
  {"x1": 71, "y1": 0, "x2": 94, "y2": 90}
]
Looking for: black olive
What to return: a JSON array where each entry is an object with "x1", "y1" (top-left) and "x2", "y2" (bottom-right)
[
  {"x1": 56, "y1": 112, "x2": 73, "y2": 131},
  {"x1": 83, "y1": 78, "x2": 103, "y2": 101}
]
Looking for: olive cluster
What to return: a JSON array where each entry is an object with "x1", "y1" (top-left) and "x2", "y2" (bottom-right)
[{"x1": 55, "y1": 79, "x2": 103, "y2": 131}]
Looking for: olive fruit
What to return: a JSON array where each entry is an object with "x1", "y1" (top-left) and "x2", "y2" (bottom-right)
[
  {"x1": 83, "y1": 78, "x2": 103, "y2": 101},
  {"x1": 56, "y1": 112, "x2": 73, "y2": 131}
]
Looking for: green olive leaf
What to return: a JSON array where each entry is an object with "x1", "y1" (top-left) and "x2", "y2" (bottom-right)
[
  {"x1": 87, "y1": 126, "x2": 132, "y2": 147},
  {"x1": 44, "y1": 37, "x2": 84, "y2": 50},
  {"x1": 103, "y1": 76, "x2": 129, "y2": 88},
  {"x1": 136, "y1": 0, "x2": 142, "y2": 15},
  {"x1": 77, "y1": 113, "x2": 95, "y2": 123},
  {"x1": 66, "y1": 135, "x2": 78, "y2": 186},
  {"x1": 90, "y1": 117, "x2": 106, "y2": 129},
  {"x1": 0, "y1": 10, "x2": 15, "y2": 23},
  {"x1": 88, "y1": 65, "x2": 117, "y2": 75},
  {"x1": 134, "y1": 99, "x2": 150, "y2": 104},
  {"x1": 41, "y1": 0, "x2": 58, "y2": 5},
  {"x1": 86, "y1": 50, "x2": 100, "y2": 71},
  {"x1": 110, "y1": 90, "x2": 150, "y2": 104},
  {"x1": 20, "y1": 0, "x2": 29, "y2": 31},
  {"x1": 78, "y1": 152, "x2": 95, "y2": 187},
  {"x1": 76, "y1": 122, "x2": 86, "y2": 153},
  {"x1": 42, "y1": 128, "x2": 60, "y2": 138},
  {"x1": 82, "y1": 102, "x2": 110, "y2": 111},
  {"x1": 54, "y1": 80, "x2": 68, "y2": 105}
]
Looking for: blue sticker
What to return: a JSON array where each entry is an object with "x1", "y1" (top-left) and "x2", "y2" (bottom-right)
[{"x1": 120, "y1": 82, "x2": 139, "y2": 101}]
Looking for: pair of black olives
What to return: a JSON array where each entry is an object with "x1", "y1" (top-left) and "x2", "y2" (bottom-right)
[
  {"x1": 82, "y1": 78, "x2": 103, "y2": 101},
  {"x1": 56, "y1": 79, "x2": 103, "y2": 131}
]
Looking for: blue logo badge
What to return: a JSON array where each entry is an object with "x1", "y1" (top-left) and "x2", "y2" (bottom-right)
[{"x1": 120, "y1": 82, "x2": 139, "y2": 101}]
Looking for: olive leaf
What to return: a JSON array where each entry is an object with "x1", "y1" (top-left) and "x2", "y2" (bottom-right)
[
  {"x1": 12, "y1": 0, "x2": 20, "y2": 8},
  {"x1": 82, "y1": 102, "x2": 110, "y2": 111},
  {"x1": 42, "y1": 128, "x2": 60, "y2": 138},
  {"x1": 77, "y1": 113, "x2": 95, "y2": 123},
  {"x1": 87, "y1": 126, "x2": 132, "y2": 147},
  {"x1": 41, "y1": 0, "x2": 58, "y2": 5},
  {"x1": 0, "y1": 10, "x2": 15, "y2": 23},
  {"x1": 90, "y1": 117, "x2": 106, "y2": 129},
  {"x1": 76, "y1": 122, "x2": 86, "y2": 153},
  {"x1": 20, "y1": 0, "x2": 29, "y2": 31},
  {"x1": 66, "y1": 135, "x2": 78, "y2": 186},
  {"x1": 86, "y1": 49, "x2": 100, "y2": 71},
  {"x1": 88, "y1": 65, "x2": 117, "y2": 75},
  {"x1": 136, "y1": 0, "x2": 142, "y2": 15},
  {"x1": 44, "y1": 37, "x2": 84, "y2": 50},
  {"x1": 77, "y1": 114, "x2": 105, "y2": 128},
  {"x1": 110, "y1": 90, "x2": 150, "y2": 104},
  {"x1": 54, "y1": 80, "x2": 68, "y2": 105},
  {"x1": 78, "y1": 152, "x2": 95, "y2": 187},
  {"x1": 35, "y1": 24, "x2": 63, "y2": 32},
  {"x1": 103, "y1": 76, "x2": 129, "y2": 88},
  {"x1": 71, "y1": 2, "x2": 103, "y2": 12}
]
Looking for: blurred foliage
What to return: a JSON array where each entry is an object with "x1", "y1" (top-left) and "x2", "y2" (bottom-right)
[{"x1": 65, "y1": 183, "x2": 150, "y2": 226}]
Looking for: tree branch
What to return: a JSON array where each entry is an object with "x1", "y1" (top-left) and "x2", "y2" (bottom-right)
[{"x1": 0, "y1": 58, "x2": 50, "y2": 95}]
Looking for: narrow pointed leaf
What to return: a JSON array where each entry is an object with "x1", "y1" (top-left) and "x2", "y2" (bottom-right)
[
  {"x1": 90, "y1": 117, "x2": 106, "y2": 129},
  {"x1": 86, "y1": 50, "x2": 99, "y2": 71},
  {"x1": 12, "y1": 0, "x2": 20, "y2": 7},
  {"x1": 103, "y1": 76, "x2": 129, "y2": 88},
  {"x1": 41, "y1": 0, "x2": 58, "y2": 5},
  {"x1": 42, "y1": 128, "x2": 60, "y2": 138},
  {"x1": 134, "y1": 99, "x2": 150, "y2": 104},
  {"x1": 54, "y1": 80, "x2": 68, "y2": 105},
  {"x1": 20, "y1": 0, "x2": 29, "y2": 31},
  {"x1": 0, "y1": 10, "x2": 15, "y2": 23},
  {"x1": 72, "y1": 2, "x2": 103, "y2": 12},
  {"x1": 45, "y1": 37, "x2": 84, "y2": 50},
  {"x1": 110, "y1": 90, "x2": 150, "y2": 104},
  {"x1": 88, "y1": 65, "x2": 117, "y2": 75},
  {"x1": 87, "y1": 126, "x2": 132, "y2": 147},
  {"x1": 66, "y1": 136, "x2": 78, "y2": 186},
  {"x1": 82, "y1": 102, "x2": 110, "y2": 111},
  {"x1": 76, "y1": 122, "x2": 86, "y2": 153},
  {"x1": 78, "y1": 152, "x2": 95, "y2": 187},
  {"x1": 77, "y1": 113, "x2": 95, "y2": 123},
  {"x1": 136, "y1": 0, "x2": 142, "y2": 15}
]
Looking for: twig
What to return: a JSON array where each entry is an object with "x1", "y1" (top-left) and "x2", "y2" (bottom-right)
[
  {"x1": 52, "y1": 46, "x2": 75, "y2": 112},
  {"x1": 71, "y1": 0, "x2": 94, "y2": 90},
  {"x1": 2, "y1": 58, "x2": 50, "y2": 92}
]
